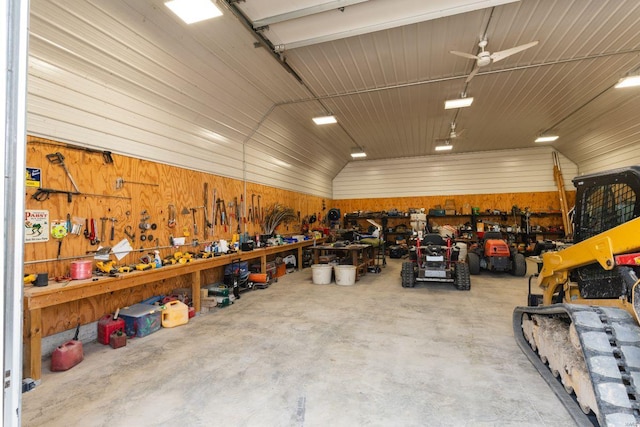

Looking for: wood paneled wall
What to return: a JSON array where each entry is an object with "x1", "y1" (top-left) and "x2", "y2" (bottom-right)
[
  {"x1": 331, "y1": 191, "x2": 576, "y2": 215},
  {"x1": 24, "y1": 136, "x2": 326, "y2": 279}
]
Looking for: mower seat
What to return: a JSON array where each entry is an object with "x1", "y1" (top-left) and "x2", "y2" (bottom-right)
[
  {"x1": 422, "y1": 233, "x2": 445, "y2": 246},
  {"x1": 483, "y1": 231, "x2": 503, "y2": 240}
]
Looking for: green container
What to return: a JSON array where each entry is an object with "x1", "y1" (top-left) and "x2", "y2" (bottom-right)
[
  {"x1": 472, "y1": 207, "x2": 480, "y2": 215},
  {"x1": 206, "y1": 283, "x2": 229, "y2": 297},
  {"x1": 208, "y1": 287, "x2": 229, "y2": 297},
  {"x1": 216, "y1": 296, "x2": 230, "y2": 307}
]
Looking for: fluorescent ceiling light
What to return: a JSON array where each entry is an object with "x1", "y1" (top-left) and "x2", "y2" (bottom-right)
[
  {"x1": 165, "y1": 0, "x2": 223, "y2": 24},
  {"x1": 435, "y1": 144, "x2": 453, "y2": 151},
  {"x1": 312, "y1": 115, "x2": 337, "y2": 125},
  {"x1": 350, "y1": 147, "x2": 367, "y2": 158},
  {"x1": 535, "y1": 135, "x2": 559, "y2": 143},
  {"x1": 444, "y1": 97, "x2": 474, "y2": 110},
  {"x1": 615, "y1": 75, "x2": 640, "y2": 88}
]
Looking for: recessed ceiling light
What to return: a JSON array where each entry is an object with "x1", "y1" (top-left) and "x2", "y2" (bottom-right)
[
  {"x1": 535, "y1": 135, "x2": 559, "y2": 143},
  {"x1": 435, "y1": 144, "x2": 453, "y2": 151},
  {"x1": 444, "y1": 97, "x2": 474, "y2": 110},
  {"x1": 312, "y1": 115, "x2": 337, "y2": 125},
  {"x1": 165, "y1": 0, "x2": 223, "y2": 24},
  {"x1": 615, "y1": 75, "x2": 640, "y2": 89}
]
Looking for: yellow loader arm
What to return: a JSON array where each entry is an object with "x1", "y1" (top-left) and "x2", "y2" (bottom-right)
[{"x1": 538, "y1": 215, "x2": 640, "y2": 306}]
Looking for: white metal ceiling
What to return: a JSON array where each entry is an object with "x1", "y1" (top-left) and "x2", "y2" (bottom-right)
[
  {"x1": 27, "y1": 0, "x2": 640, "y2": 186},
  {"x1": 233, "y1": 0, "x2": 640, "y2": 170}
]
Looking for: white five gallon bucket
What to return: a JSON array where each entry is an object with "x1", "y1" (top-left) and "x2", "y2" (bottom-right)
[
  {"x1": 311, "y1": 264, "x2": 333, "y2": 285},
  {"x1": 334, "y1": 265, "x2": 356, "y2": 286}
]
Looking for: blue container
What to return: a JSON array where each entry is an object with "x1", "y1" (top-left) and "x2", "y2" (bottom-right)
[{"x1": 118, "y1": 304, "x2": 162, "y2": 338}]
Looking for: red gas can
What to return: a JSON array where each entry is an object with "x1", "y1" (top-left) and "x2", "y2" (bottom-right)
[
  {"x1": 50, "y1": 340, "x2": 83, "y2": 371},
  {"x1": 97, "y1": 314, "x2": 125, "y2": 345}
]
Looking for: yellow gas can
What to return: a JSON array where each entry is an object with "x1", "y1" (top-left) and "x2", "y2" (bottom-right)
[{"x1": 161, "y1": 300, "x2": 189, "y2": 328}]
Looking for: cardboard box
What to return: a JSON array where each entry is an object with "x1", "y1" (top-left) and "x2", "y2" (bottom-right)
[{"x1": 118, "y1": 304, "x2": 162, "y2": 338}]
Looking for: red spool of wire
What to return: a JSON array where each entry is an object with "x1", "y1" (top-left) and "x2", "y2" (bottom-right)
[{"x1": 70, "y1": 260, "x2": 93, "y2": 280}]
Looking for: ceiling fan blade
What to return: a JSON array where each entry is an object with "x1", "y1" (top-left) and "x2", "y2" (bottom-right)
[
  {"x1": 450, "y1": 50, "x2": 478, "y2": 60},
  {"x1": 490, "y1": 40, "x2": 539, "y2": 63},
  {"x1": 452, "y1": 129, "x2": 466, "y2": 138},
  {"x1": 465, "y1": 66, "x2": 479, "y2": 83}
]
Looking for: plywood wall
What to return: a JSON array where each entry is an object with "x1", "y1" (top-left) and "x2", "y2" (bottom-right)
[
  {"x1": 331, "y1": 191, "x2": 575, "y2": 215},
  {"x1": 24, "y1": 136, "x2": 327, "y2": 278}
]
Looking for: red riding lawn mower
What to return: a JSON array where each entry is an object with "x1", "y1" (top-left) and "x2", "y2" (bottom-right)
[
  {"x1": 465, "y1": 231, "x2": 526, "y2": 276},
  {"x1": 401, "y1": 233, "x2": 470, "y2": 290}
]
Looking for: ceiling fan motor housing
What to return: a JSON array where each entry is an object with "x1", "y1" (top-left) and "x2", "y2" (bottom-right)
[{"x1": 477, "y1": 51, "x2": 491, "y2": 67}]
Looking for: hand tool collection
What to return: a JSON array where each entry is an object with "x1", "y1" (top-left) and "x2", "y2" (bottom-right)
[{"x1": 29, "y1": 145, "x2": 292, "y2": 273}]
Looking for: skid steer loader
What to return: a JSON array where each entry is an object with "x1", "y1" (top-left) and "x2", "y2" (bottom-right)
[{"x1": 513, "y1": 166, "x2": 640, "y2": 426}]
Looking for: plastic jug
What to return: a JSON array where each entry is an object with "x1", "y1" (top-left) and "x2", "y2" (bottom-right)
[{"x1": 161, "y1": 300, "x2": 189, "y2": 328}]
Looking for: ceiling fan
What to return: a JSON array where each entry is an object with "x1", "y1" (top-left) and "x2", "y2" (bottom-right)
[
  {"x1": 451, "y1": 39, "x2": 539, "y2": 83},
  {"x1": 436, "y1": 122, "x2": 465, "y2": 142}
]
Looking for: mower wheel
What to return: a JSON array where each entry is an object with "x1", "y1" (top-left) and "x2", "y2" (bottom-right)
[
  {"x1": 401, "y1": 262, "x2": 416, "y2": 288},
  {"x1": 512, "y1": 253, "x2": 527, "y2": 277},
  {"x1": 455, "y1": 262, "x2": 471, "y2": 291},
  {"x1": 466, "y1": 252, "x2": 480, "y2": 275}
]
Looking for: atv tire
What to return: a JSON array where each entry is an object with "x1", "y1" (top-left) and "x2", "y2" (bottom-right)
[
  {"x1": 401, "y1": 262, "x2": 416, "y2": 288},
  {"x1": 512, "y1": 253, "x2": 527, "y2": 277},
  {"x1": 467, "y1": 252, "x2": 480, "y2": 275},
  {"x1": 454, "y1": 262, "x2": 471, "y2": 290}
]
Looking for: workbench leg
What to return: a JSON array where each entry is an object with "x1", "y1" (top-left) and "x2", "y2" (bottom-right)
[
  {"x1": 23, "y1": 308, "x2": 42, "y2": 381},
  {"x1": 191, "y1": 271, "x2": 201, "y2": 313},
  {"x1": 260, "y1": 254, "x2": 267, "y2": 274},
  {"x1": 297, "y1": 247, "x2": 303, "y2": 270}
]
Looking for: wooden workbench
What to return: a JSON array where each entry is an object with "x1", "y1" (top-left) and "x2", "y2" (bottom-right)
[
  {"x1": 23, "y1": 238, "x2": 323, "y2": 381},
  {"x1": 310, "y1": 243, "x2": 374, "y2": 280}
]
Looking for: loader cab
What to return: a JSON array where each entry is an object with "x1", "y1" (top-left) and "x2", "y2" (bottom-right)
[{"x1": 572, "y1": 166, "x2": 640, "y2": 299}]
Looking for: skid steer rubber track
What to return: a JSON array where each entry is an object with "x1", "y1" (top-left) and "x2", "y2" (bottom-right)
[{"x1": 513, "y1": 304, "x2": 640, "y2": 427}]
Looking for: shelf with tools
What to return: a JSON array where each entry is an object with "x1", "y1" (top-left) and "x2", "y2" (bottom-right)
[{"x1": 427, "y1": 210, "x2": 566, "y2": 245}]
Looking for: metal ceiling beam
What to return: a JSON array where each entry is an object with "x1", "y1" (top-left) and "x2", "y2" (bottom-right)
[
  {"x1": 220, "y1": 0, "x2": 304, "y2": 83},
  {"x1": 222, "y1": 0, "x2": 366, "y2": 154},
  {"x1": 252, "y1": 0, "x2": 369, "y2": 27},
  {"x1": 272, "y1": 0, "x2": 518, "y2": 50}
]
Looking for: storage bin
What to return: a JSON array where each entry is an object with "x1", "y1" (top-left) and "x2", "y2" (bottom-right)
[
  {"x1": 118, "y1": 304, "x2": 162, "y2": 338},
  {"x1": 162, "y1": 300, "x2": 189, "y2": 328}
]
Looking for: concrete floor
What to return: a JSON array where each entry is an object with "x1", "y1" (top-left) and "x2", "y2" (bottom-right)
[{"x1": 22, "y1": 259, "x2": 576, "y2": 427}]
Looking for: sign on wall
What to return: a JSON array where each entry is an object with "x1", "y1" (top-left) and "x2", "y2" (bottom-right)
[
  {"x1": 26, "y1": 167, "x2": 42, "y2": 188},
  {"x1": 25, "y1": 209, "x2": 49, "y2": 243}
]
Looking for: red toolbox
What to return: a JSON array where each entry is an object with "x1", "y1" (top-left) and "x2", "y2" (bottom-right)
[{"x1": 97, "y1": 314, "x2": 125, "y2": 345}]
